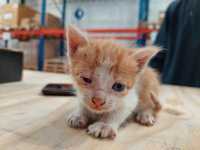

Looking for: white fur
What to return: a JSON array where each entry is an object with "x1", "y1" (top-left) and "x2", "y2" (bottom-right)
[
  {"x1": 67, "y1": 61, "x2": 140, "y2": 139},
  {"x1": 95, "y1": 65, "x2": 112, "y2": 92},
  {"x1": 67, "y1": 79, "x2": 139, "y2": 138}
]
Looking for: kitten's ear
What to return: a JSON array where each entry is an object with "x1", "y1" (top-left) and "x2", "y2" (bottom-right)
[
  {"x1": 133, "y1": 46, "x2": 160, "y2": 71},
  {"x1": 67, "y1": 25, "x2": 88, "y2": 56}
]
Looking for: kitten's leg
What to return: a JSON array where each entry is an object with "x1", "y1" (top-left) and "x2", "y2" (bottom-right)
[
  {"x1": 134, "y1": 68, "x2": 161, "y2": 126},
  {"x1": 134, "y1": 92, "x2": 161, "y2": 126},
  {"x1": 87, "y1": 108, "x2": 130, "y2": 139},
  {"x1": 67, "y1": 106, "x2": 89, "y2": 129}
]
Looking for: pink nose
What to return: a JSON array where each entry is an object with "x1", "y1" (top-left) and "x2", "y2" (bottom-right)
[{"x1": 91, "y1": 97, "x2": 105, "y2": 107}]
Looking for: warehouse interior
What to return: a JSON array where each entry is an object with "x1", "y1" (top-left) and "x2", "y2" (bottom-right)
[
  {"x1": 0, "y1": 0, "x2": 200, "y2": 149},
  {"x1": 0, "y1": 0, "x2": 171, "y2": 73}
]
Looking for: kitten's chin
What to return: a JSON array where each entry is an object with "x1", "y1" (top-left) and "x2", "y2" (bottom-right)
[{"x1": 83, "y1": 103, "x2": 114, "y2": 114}]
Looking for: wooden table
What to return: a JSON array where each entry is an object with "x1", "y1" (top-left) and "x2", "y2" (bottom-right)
[{"x1": 0, "y1": 71, "x2": 200, "y2": 150}]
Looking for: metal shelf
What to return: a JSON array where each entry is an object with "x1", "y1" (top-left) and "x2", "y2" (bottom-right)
[
  {"x1": 0, "y1": 27, "x2": 155, "y2": 40},
  {"x1": 2, "y1": 0, "x2": 151, "y2": 71},
  {"x1": 137, "y1": 0, "x2": 150, "y2": 46}
]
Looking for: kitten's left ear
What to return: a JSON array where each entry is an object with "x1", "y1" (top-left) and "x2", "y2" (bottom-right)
[
  {"x1": 133, "y1": 46, "x2": 160, "y2": 71},
  {"x1": 67, "y1": 25, "x2": 88, "y2": 56}
]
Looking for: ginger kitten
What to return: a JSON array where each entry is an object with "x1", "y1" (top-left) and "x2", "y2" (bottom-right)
[{"x1": 66, "y1": 26, "x2": 161, "y2": 139}]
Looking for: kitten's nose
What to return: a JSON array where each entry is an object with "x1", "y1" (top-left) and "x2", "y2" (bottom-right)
[{"x1": 91, "y1": 97, "x2": 105, "y2": 107}]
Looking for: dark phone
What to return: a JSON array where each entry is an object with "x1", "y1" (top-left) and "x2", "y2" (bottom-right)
[{"x1": 42, "y1": 83, "x2": 76, "y2": 96}]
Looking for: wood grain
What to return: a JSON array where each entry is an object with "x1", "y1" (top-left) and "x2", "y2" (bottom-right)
[{"x1": 0, "y1": 71, "x2": 200, "y2": 150}]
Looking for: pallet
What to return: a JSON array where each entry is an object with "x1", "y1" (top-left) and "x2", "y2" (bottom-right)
[
  {"x1": 44, "y1": 57, "x2": 69, "y2": 74},
  {"x1": 24, "y1": 64, "x2": 37, "y2": 70}
]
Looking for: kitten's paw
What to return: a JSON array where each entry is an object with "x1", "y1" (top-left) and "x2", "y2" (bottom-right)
[
  {"x1": 67, "y1": 113, "x2": 88, "y2": 129},
  {"x1": 87, "y1": 122, "x2": 117, "y2": 139},
  {"x1": 134, "y1": 111, "x2": 156, "y2": 126}
]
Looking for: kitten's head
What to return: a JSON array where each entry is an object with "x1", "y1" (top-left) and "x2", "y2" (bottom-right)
[{"x1": 67, "y1": 26, "x2": 159, "y2": 114}]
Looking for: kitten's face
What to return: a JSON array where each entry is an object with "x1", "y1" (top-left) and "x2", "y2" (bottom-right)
[{"x1": 67, "y1": 26, "x2": 158, "y2": 113}]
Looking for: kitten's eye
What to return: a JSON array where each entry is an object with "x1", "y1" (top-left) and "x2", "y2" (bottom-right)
[
  {"x1": 112, "y1": 82, "x2": 126, "y2": 92},
  {"x1": 81, "y1": 76, "x2": 92, "y2": 84}
]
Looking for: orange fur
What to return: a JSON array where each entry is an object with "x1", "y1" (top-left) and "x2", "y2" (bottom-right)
[
  {"x1": 66, "y1": 26, "x2": 162, "y2": 139},
  {"x1": 70, "y1": 39, "x2": 139, "y2": 91},
  {"x1": 137, "y1": 68, "x2": 161, "y2": 114}
]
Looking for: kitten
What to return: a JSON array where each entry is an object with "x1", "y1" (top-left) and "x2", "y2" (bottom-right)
[{"x1": 66, "y1": 26, "x2": 161, "y2": 139}]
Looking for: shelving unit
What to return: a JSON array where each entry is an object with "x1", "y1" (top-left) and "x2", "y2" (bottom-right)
[
  {"x1": 38, "y1": 0, "x2": 47, "y2": 71},
  {"x1": 0, "y1": 0, "x2": 153, "y2": 71},
  {"x1": 0, "y1": 28, "x2": 155, "y2": 39},
  {"x1": 137, "y1": 0, "x2": 150, "y2": 46}
]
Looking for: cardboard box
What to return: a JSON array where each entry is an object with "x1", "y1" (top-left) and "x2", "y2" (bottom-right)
[
  {"x1": 20, "y1": 13, "x2": 61, "y2": 29},
  {"x1": 0, "y1": 4, "x2": 36, "y2": 29},
  {"x1": 20, "y1": 17, "x2": 38, "y2": 30},
  {"x1": 33, "y1": 13, "x2": 61, "y2": 28}
]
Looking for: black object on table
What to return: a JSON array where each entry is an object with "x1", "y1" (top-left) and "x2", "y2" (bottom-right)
[
  {"x1": 0, "y1": 49, "x2": 23, "y2": 84},
  {"x1": 42, "y1": 83, "x2": 76, "y2": 96}
]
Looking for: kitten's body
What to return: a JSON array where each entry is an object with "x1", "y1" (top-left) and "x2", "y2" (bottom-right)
[{"x1": 67, "y1": 26, "x2": 161, "y2": 139}]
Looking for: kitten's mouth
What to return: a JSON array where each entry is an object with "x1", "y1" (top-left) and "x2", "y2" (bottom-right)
[
  {"x1": 85, "y1": 102, "x2": 112, "y2": 113},
  {"x1": 89, "y1": 103, "x2": 103, "y2": 111}
]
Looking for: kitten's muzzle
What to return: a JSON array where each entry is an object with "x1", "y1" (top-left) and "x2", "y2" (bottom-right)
[{"x1": 90, "y1": 97, "x2": 106, "y2": 109}]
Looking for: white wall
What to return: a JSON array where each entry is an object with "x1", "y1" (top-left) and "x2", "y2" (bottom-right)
[
  {"x1": 45, "y1": 0, "x2": 173, "y2": 27},
  {"x1": 45, "y1": 0, "x2": 140, "y2": 46},
  {"x1": 149, "y1": 0, "x2": 174, "y2": 22},
  {"x1": 65, "y1": 0, "x2": 139, "y2": 29},
  {"x1": 0, "y1": 0, "x2": 173, "y2": 48},
  {"x1": 0, "y1": 0, "x2": 173, "y2": 26},
  {"x1": 45, "y1": 0, "x2": 173, "y2": 46}
]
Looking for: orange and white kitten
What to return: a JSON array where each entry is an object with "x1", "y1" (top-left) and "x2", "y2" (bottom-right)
[{"x1": 66, "y1": 26, "x2": 161, "y2": 139}]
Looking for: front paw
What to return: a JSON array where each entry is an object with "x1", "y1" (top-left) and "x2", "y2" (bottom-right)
[
  {"x1": 67, "y1": 113, "x2": 88, "y2": 129},
  {"x1": 87, "y1": 122, "x2": 117, "y2": 139},
  {"x1": 134, "y1": 110, "x2": 156, "y2": 126}
]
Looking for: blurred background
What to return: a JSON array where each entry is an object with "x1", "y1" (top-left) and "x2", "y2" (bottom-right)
[{"x1": 0, "y1": 0, "x2": 173, "y2": 83}]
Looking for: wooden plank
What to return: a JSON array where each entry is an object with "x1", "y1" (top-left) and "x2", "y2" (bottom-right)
[{"x1": 0, "y1": 71, "x2": 200, "y2": 150}]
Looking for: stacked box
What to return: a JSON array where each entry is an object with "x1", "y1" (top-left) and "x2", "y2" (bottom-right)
[
  {"x1": 0, "y1": 4, "x2": 36, "y2": 29},
  {"x1": 0, "y1": 4, "x2": 61, "y2": 29},
  {"x1": 33, "y1": 13, "x2": 61, "y2": 28}
]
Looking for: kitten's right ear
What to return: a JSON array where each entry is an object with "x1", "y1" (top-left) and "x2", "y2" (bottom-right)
[
  {"x1": 67, "y1": 25, "x2": 88, "y2": 56},
  {"x1": 133, "y1": 46, "x2": 160, "y2": 71}
]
